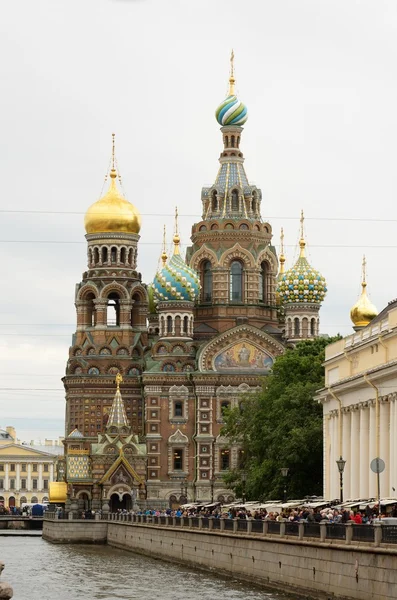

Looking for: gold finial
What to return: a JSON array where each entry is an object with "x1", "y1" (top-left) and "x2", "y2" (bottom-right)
[
  {"x1": 279, "y1": 227, "x2": 286, "y2": 274},
  {"x1": 228, "y1": 49, "x2": 236, "y2": 96},
  {"x1": 173, "y1": 206, "x2": 180, "y2": 255},
  {"x1": 362, "y1": 254, "x2": 367, "y2": 289},
  {"x1": 161, "y1": 224, "x2": 168, "y2": 266},
  {"x1": 115, "y1": 372, "x2": 123, "y2": 389},
  {"x1": 110, "y1": 133, "x2": 117, "y2": 179},
  {"x1": 299, "y1": 209, "x2": 306, "y2": 258}
]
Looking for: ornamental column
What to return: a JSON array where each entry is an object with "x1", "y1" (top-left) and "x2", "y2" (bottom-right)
[
  {"x1": 369, "y1": 401, "x2": 377, "y2": 497},
  {"x1": 350, "y1": 409, "x2": 360, "y2": 499},
  {"x1": 359, "y1": 405, "x2": 369, "y2": 498},
  {"x1": 342, "y1": 410, "x2": 351, "y2": 500},
  {"x1": 380, "y1": 400, "x2": 390, "y2": 495}
]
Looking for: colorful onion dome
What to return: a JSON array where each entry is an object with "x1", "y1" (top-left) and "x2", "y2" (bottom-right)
[
  {"x1": 277, "y1": 214, "x2": 327, "y2": 305},
  {"x1": 350, "y1": 256, "x2": 378, "y2": 327},
  {"x1": 215, "y1": 51, "x2": 248, "y2": 127},
  {"x1": 152, "y1": 215, "x2": 200, "y2": 302},
  {"x1": 84, "y1": 135, "x2": 141, "y2": 235}
]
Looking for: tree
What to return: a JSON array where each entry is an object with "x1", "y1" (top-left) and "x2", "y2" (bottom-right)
[{"x1": 222, "y1": 337, "x2": 339, "y2": 501}]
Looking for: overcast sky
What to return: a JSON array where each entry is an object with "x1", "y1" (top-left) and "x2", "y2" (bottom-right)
[{"x1": 1, "y1": 0, "x2": 396, "y2": 440}]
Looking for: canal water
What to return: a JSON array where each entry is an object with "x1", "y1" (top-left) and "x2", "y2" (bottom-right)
[{"x1": 1, "y1": 537, "x2": 298, "y2": 599}]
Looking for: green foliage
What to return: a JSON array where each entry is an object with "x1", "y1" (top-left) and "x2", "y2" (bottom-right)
[{"x1": 221, "y1": 337, "x2": 340, "y2": 501}]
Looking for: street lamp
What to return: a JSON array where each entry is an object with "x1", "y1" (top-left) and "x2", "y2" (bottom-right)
[
  {"x1": 336, "y1": 457, "x2": 346, "y2": 503},
  {"x1": 280, "y1": 467, "x2": 289, "y2": 503},
  {"x1": 241, "y1": 471, "x2": 247, "y2": 504}
]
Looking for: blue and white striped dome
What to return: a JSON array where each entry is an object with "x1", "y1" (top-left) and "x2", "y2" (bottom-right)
[{"x1": 215, "y1": 94, "x2": 248, "y2": 127}]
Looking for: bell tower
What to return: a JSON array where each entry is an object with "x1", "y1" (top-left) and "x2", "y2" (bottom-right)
[
  {"x1": 186, "y1": 52, "x2": 279, "y2": 335},
  {"x1": 63, "y1": 135, "x2": 148, "y2": 439}
]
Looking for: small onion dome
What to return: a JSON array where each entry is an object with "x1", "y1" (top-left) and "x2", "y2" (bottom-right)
[
  {"x1": 216, "y1": 95, "x2": 248, "y2": 127},
  {"x1": 84, "y1": 169, "x2": 141, "y2": 235},
  {"x1": 152, "y1": 234, "x2": 200, "y2": 303},
  {"x1": 350, "y1": 259, "x2": 378, "y2": 327},
  {"x1": 277, "y1": 239, "x2": 327, "y2": 305}
]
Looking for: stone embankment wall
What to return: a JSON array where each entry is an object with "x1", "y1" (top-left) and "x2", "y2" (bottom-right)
[{"x1": 43, "y1": 519, "x2": 397, "y2": 600}]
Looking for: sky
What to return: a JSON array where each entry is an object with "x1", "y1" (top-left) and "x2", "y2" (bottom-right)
[{"x1": 1, "y1": 0, "x2": 397, "y2": 439}]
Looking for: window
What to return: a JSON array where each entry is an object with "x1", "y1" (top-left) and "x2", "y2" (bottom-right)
[
  {"x1": 32, "y1": 479, "x2": 38, "y2": 490},
  {"x1": 167, "y1": 316, "x2": 172, "y2": 334},
  {"x1": 231, "y1": 190, "x2": 239, "y2": 211},
  {"x1": 230, "y1": 261, "x2": 243, "y2": 302},
  {"x1": 202, "y1": 260, "x2": 212, "y2": 302},
  {"x1": 110, "y1": 246, "x2": 117, "y2": 263},
  {"x1": 211, "y1": 190, "x2": 218, "y2": 212},
  {"x1": 259, "y1": 261, "x2": 269, "y2": 303},
  {"x1": 294, "y1": 318, "x2": 300, "y2": 337},
  {"x1": 107, "y1": 293, "x2": 120, "y2": 327},
  {"x1": 0, "y1": 479, "x2": 3, "y2": 489},
  {"x1": 183, "y1": 316, "x2": 189, "y2": 335},
  {"x1": 220, "y1": 449, "x2": 230, "y2": 471},
  {"x1": 43, "y1": 464, "x2": 49, "y2": 473},
  {"x1": 0, "y1": 465, "x2": 3, "y2": 472},
  {"x1": 21, "y1": 479, "x2": 26, "y2": 489},
  {"x1": 43, "y1": 480, "x2": 48, "y2": 490},
  {"x1": 32, "y1": 464, "x2": 38, "y2": 472},
  {"x1": 21, "y1": 464, "x2": 26, "y2": 472},
  {"x1": 173, "y1": 449, "x2": 183, "y2": 471},
  {"x1": 174, "y1": 402, "x2": 183, "y2": 418},
  {"x1": 10, "y1": 464, "x2": 15, "y2": 472},
  {"x1": 221, "y1": 401, "x2": 230, "y2": 417},
  {"x1": 310, "y1": 318, "x2": 315, "y2": 336},
  {"x1": 10, "y1": 479, "x2": 15, "y2": 490}
]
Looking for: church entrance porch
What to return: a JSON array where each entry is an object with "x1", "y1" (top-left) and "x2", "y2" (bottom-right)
[{"x1": 110, "y1": 492, "x2": 132, "y2": 512}]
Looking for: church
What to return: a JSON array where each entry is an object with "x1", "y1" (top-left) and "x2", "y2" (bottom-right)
[{"x1": 61, "y1": 57, "x2": 327, "y2": 512}]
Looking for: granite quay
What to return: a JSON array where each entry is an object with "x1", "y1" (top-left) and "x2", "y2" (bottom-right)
[{"x1": 43, "y1": 513, "x2": 397, "y2": 600}]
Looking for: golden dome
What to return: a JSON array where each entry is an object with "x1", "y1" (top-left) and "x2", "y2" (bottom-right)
[
  {"x1": 350, "y1": 256, "x2": 378, "y2": 327},
  {"x1": 84, "y1": 169, "x2": 141, "y2": 235}
]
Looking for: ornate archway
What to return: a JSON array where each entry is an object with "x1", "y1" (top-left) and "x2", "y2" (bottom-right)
[{"x1": 109, "y1": 492, "x2": 132, "y2": 512}]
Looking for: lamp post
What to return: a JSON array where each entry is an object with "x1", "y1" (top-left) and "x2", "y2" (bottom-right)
[
  {"x1": 241, "y1": 471, "x2": 247, "y2": 504},
  {"x1": 336, "y1": 457, "x2": 346, "y2": 503},
  {"x1": 280, "y1": 467, "x2": 289, "y2": 503}
]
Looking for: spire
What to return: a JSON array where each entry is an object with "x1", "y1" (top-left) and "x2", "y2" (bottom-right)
[
  {"x1": 173, "y1": 206, "x2": 181, "y2": 255},
  {"x1": 279, "y1": 227, "x2": 285, "y2": 275},
  {"x1": 229, "y1": 49, "x2": 235, "y2": 96},
  {"x1": 161, "y1": 224, "x2": 168, "y2": 266},
  {"x1": 299, "y1": 209, "x2": 306, "y2": 258},
  {"x1": 362, "y1": 254, "x2": 367, "y2": 290},
  {"x1": 107, "y1": 373, "x2": 129, "y2": 433},
  {"x1": 110, "y1": 132, "x2": 117, "y2": 180}
]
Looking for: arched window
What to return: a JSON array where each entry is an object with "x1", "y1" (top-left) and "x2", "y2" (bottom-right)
[
  {"x1": 252, "y1": 192, "x2": 257, "y2": 213},
  {"x1": 237, "y1": 135, "x2": 240, "y2": 147},
  {"x1": 94, "y1": 248, "x2": 100, "y2": 264},
  {"x1": 167, "y1": 316, "x2": 173, "y2": 334},
  {"x1": 202, "y1": 260, "x2": 212, "y2": 302},
  {"x1": 294, "y1": 317, "x2": 300, "y2": 337},
  {"x1": 231, "y1": 190, "x2": 239, "y2": 212},
  {"x1": 220, "y1": 448, "x2": 230, "y2": 471},
  {"x1": 225, "y1": 136, "x2": 229, "y2": 148},
  {"x1": 110, "y1": 247, "x2": 117, "y2": 264},
  {"x1": 86, "y1": 292, "x2": 96, "y2": 327},
  {"x1": 311, "y1": 318, "x2": 316, "y2": 337},
  {"x1": 259, "y1": 261, "x2": 269, "y2": 303},
  {"x1": 302, "y1": 317, "x2": 309, "y2": 338},
  {"x1": 107, "y1": 293, "x2": 120, "y2": 327},
  {"x1": 230, "y1": 261, "x2": 243, "y2": 302},
  {"x1": 120, "y1": 248, "x2": 126, "y2": 263},
  {"x1": 183, "y1": 316, "x2": 189, "y2": 335},
  {"x1": 102, "y1": 247, "x2": 108, "y2": 264},
  {"x1": 211, "y1": 190, "x2": 218, "y2": 212},
  {"x1": 128, "y1": 248, "x2": 133, "y2": 265},
  {"x1": 231, "y1": 135, "x2": 235, "y2": 148}
]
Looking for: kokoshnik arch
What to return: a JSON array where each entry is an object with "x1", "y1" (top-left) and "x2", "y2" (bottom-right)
[{"x1": 61, "y1": 54, "x2": 327, "y2": 511}]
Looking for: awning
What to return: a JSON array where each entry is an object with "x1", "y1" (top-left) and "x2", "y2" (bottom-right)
[{"x1": 49, "y1": 482, "x2": 67, "y2": 503}]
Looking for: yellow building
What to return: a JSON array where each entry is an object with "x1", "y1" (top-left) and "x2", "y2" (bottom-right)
[
  {"x1": 0, "y1": 438, "x2": 62, "y2": 509},
  {"x1": 316, "y1": 258, "x2": 397, "y2": 501}
]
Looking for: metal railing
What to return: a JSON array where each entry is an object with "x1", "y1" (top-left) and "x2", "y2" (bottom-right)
[{"x1": 44, "y1": 512, "x2": 397, "y2": 547}]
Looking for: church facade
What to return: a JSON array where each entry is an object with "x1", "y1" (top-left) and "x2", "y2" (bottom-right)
[{"x1": 62, "y1": 59, "x2": 327, "y2": 511}]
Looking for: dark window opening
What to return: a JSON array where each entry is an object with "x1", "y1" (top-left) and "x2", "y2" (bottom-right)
[
  {"x1": 173, "y1": 449, "x2": 183, "y2": 470},
  {"x1": 230, "y1": 261, "x2": 243, "y2": 302},
  {"x1": 202, "y1": 260, "x2": 212, "y2": 302},
  {"x1": 107, "y1": 293, "x2": 120, "y2": 327},
  {"x1": 220, "y1": 449, "x2": 230, "y2": 471},
  {"x1": 231, "y1": 190, "x2": 239, "y2": 212},
  {"x1": 174, "y1": 402, "x2": 183, "y2": 417},
  {"x1": 167, "y1": 316, "x2": 173, "y2": 334},
  {"x1": 111, "y1": 246, "x2": 117, "y2": 263},
  {"x1": 211, "y1": 191, "x2": 218, "y2": 212}
]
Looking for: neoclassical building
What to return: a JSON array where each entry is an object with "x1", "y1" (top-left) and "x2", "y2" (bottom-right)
[
  {"x1": 62, "y1": 57, "x2": 328, "y2": 509},
  {"x1": 316, "y1": 258, "x2": 397, "y2": 501}
]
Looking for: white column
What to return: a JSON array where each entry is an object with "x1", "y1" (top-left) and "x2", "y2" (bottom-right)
[
  {"x1": 330, "y1": 415, "x2": 338, "y2": 498},
  {"x1": 4, "y1": 464, "x2": 9, "y2": 490},
  {"x1": 359, "y1": 406, "x2": 369, "y2": 498},
  {"x1": 50, "y1": 463, "x2": 54, "y2": 482},
  {"x1": 324, "y1": 415, "x2": 330, "y2": 498},
  {"x1": 390, "y1": 400, "x2": 395, "y2": 496},
  {"x1": 380, "y1": 401, "x2": 390, "y2": 496},
  {"x1": 38, "y1": 464, "x2": 43, "y2": 491},
  {"x1": 350, "y1": 409, "x2": 360, "y2": 499},
  {"x1": 342, "y1": 411, "x2": 351, "y2": 500},
  {"x1": 394, "y1": 398, "x2": 397, "y2": 494},
  {"x1": 16, "y1": 464, "x2": 21, "y2": 491},
  {"x1": 369, "y1": 402, "x2": 377, "y2": 497},
  {"x1": 27, "y1": 464, "x2": 32, "y2": 492}
]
